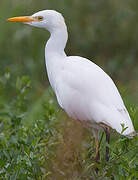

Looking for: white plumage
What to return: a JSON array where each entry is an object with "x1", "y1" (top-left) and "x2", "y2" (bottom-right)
[
  {"x1": 8, "y1": 10, "x2": 135, "y2": 160},
  {"x1": 49, "y1": 55, "x2": 134, "y2": 136},
  {"x1": 35, "y1": 10, "x2": 134, "y2": 137}
]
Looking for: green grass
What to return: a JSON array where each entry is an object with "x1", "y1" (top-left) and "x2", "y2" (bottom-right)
[{"x1": 0, "y1": 72, "x2": 137, "y2": 180}]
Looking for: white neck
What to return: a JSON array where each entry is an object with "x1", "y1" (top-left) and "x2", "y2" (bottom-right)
[
  {"x1": 44, "y1": 22, "x2": 68, "y2": 91},
  {"x1": 45, "y1": 23, "x2": 68, "y2": 57}
]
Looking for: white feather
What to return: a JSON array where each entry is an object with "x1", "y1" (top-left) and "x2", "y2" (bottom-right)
[{"x1": 27, "y1": 10, "x2": 135, "y2": 136}]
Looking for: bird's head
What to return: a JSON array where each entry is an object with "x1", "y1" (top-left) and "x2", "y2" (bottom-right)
[{"x1": 7, "y1": 10, "x2": 66, "y2": 33}]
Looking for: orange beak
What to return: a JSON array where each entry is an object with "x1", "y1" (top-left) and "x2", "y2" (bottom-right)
[{"x1": 7, "y1": 16, "x2": 35, "y2": 22}]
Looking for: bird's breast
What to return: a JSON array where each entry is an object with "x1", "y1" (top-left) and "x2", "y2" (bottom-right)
[{"x1": 55, "y1": 82, "x2": 92, "y2": 121}]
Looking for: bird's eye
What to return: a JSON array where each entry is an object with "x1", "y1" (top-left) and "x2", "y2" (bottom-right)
[{"x1": 37, "y1": 16, "x2": 43, "y2": 21}]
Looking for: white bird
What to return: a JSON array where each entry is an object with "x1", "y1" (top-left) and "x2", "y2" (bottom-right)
[{"x1": 8, "y1": 10, "x2": 135, "y2": 161}]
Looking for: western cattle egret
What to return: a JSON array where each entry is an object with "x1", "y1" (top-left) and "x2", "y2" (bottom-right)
[{"x1": 8, "y1": 10, "x2": 135, "y2": 161}]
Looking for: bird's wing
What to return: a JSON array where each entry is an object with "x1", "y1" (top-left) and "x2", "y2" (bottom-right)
[
  {"x1": 65, "y1": 56, "x2": 124, "y2": 108},
  {"x1": 56, "y1": 56, "x2": 134, "y2": 135}
]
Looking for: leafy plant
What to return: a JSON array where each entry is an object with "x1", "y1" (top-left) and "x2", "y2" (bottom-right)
[
  {"x1": 0, "y1": 72, "x2": 137, "y2": 180},
  {"x1": 0, "y1": 72, "x2": 61, "y2": 179}
]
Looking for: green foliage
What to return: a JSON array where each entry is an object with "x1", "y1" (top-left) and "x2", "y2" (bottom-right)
[
  {"x1": 0, "y1": 71, "x2": 137, "y2": 179},
  {"x1": 95, "y1": 135, "x2": 138, "y2": 179},
  {"x1": 0, "y1": 72, "x2": 60, "y2": 179}
]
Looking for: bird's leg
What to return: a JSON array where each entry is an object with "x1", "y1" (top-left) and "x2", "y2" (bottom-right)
[
  {"x1": 94, "y1": 139, "x2": 100, "y2": 174},
  {"x1": 105, "y1": 127, "x2": 110, "y2": 161},
  {"x1": 94, "y1": 138, "x2": 100, "y2": 161},
  {"x1": 92, "y1": 129, "x2": 100, "y2": 174},
  {"x1": 92, "y1": 129, "x2": 100, "y2": 162},
  {"x1": 99, "y1": 123, "x2": 111, "y2": 162}
]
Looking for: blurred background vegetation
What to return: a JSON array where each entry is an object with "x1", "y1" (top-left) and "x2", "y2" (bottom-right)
[
  {"x1": 0, "y1": 0, "x2": 138, "y2": 179},
  {"x1": 1, "y1": 0, "x2": 138, "y2": 103}
]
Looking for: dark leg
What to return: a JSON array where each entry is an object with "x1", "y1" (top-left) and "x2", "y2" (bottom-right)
[{"x1": 105, "y1": 127, "x2": 110, "y2": 161}]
